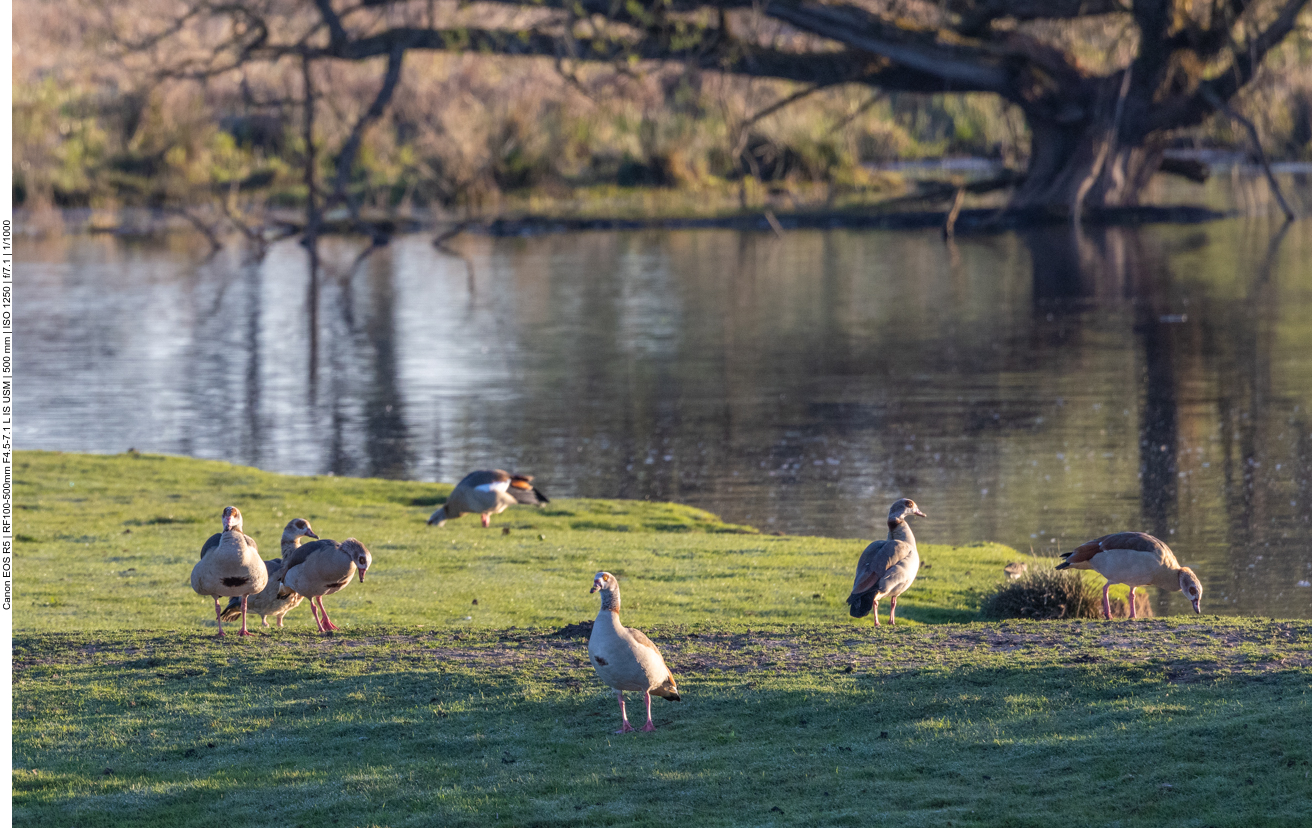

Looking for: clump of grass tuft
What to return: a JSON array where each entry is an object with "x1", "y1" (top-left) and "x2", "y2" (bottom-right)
[{"x1": 979, "y1": 564, "x2": 1102, "y2": 620}]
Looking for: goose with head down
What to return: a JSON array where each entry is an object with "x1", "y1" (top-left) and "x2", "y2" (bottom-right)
[
  {"x1": 427, "y1": 469, "x2": 549, "y2": 528},
  {"x1": 279, "y1": 537, "x2": 373, "y2": 634},
  {"x1": 220, "y1": 518, "x2": 318, "y2": 628},
  {"x1": 1057, "y1": 531, "x2": 1202, "y2": 619},
  {"x1": 588, "y1": 571, "x2": 681, "y2": 734},
  {"x1": 190, "y1": 506, "x2": 268, "y2": 636},
  {"x1": 847, "y1": 498, "x2": 927, "y2": 626}
]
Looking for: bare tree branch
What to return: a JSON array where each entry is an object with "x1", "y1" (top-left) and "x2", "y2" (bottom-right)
[
  {"x1": 1143, "y1": 0, "x2": 1311, "y2": 133},
  {"x1": 327, "y1": 43, "x2": 406, "y2": 210},
  {"x1": 759, "y1": 1, "x2": 1012, "y2": 92}
]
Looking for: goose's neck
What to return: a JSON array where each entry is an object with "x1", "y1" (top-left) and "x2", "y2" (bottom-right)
[
  {"x1": 1152, "y1": 564, "x2": 1184, "y2": 591},
  {"x1": 888, "y1": 518, "x2": 915, "y2": 546},
  {"x1": 597, "y1": 588, "x2": 621, "y2": 614},
  {"x1": 280, "y1": 532, "x2": 304, "y2": 556}
]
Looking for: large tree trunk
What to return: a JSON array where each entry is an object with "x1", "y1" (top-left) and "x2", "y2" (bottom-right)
[{"x1": 1010, "y1": 92, "x2": 1166, "y2": 211}]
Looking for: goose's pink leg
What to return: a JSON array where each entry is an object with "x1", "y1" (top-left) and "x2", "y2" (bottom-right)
[
  {"x1": 889, "y1": 596, "x2": 899, "y2": 626},
  {"x1": 238, "y1": 595, "x2": 255, "y2": 636},
  {"x1": 316, "y1": 597, "x2": 340, "y2": 631},
  {"x1": 481, "y1": 513, "x2": 491, "y2": 528},
  {"x1": 640, "y1": 692, "x2": 656, "y2": 732},
  {"x1": 1102, "y1": 583, "x2": 1113, "y2": 619},
  {"x1": 212, "y1": 597, "x2": 226, "y2": 637},
  {"x1": 307, "y1": 599, "x2": 327, "y2": 632},
  {"x1": 871, "y1": 603, "x2": 881, "y2": 627},
  {"x1": 1127, "y1": 586, "x2": 1137, "y2": 619},
  {"x1": 614, "y1": 690, "x2": 634, "y2": 734}
]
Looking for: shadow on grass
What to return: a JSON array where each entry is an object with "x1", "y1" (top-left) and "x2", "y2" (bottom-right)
[{"x1": 13, "y1": 625, "x2": 1312, "y2": 828}]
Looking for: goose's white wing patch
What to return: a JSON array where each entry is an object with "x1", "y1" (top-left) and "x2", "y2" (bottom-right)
[{"x1": 475, "y1": 480, "x2": 510, "y2": 494}]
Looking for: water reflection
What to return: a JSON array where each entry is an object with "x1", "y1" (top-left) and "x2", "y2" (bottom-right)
[{"x1": 17, "y1": 219, "x2": 1312, "y2": 618}]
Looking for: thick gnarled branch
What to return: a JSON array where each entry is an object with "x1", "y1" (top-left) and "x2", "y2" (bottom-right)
[{"x1": 1142, "y1": 0, "x2": 1311, "y2": 133}]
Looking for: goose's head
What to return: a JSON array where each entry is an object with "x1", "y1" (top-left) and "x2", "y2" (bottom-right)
[
  {"x1": 590, "y1": 571, "x2": 617, "y2": 595},
  {"x1": 1179, "y1": 567, "x2": 1203, "y2": 613},
  {"x1": 222, "y1": 506, "x2": 243, "y2": 533},
  {"x1": 427, "y1": 504, "x2": 449, "y2": 527},
  {"x1": 888, "y1": 498, "x2": 927, "y2": 522},
  {"x1": 342, "y1": 539, "x2": 373, "y2": 582},
  {"x1": 286, "y1": 518, "x2": 318, "y2": 541}
]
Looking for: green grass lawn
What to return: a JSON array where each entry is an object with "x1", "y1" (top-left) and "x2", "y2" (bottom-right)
[
  {"x1": 13, "y1": 451, "x2": 1021, "y2": 631},
  {"x1": 13, "y1": 452, "x2": 1312, "y2": 827}
]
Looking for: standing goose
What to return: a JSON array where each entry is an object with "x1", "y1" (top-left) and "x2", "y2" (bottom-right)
[
  {"x1": 199, "y1": 519, "x2": 256, "y2": 560},
  {"x1": 220, "y1": 518, "x2": 318, "y2": 628},
  {"x1": 588, "y1": 571, "x2": 681, "y2": 734},
  {"x1": 279, "y1": 537, "x2": 372, "y2": 633},
  {"x1": 1057, "y1": 531, "x2": 1203, "y2": 619},
  {"x1": 190, "y1": 506, "x2": 268, "y2": 636},
  {"x1": 427, "y1": 469, "x2": 549, "y2": 528},
  {"x1": 847, "y1": 498, "x2": 927, "y2": 626}
]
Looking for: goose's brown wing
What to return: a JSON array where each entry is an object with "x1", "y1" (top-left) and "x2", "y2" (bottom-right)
[
  {"x1": 1060, "y1": 532, "x2": 1173, "y2": 568},
  {"x1": 279, "y1": 538, "x2": 338, "y2": 580},
  {"x1": 508, "y1": 475, "x2": 549, "y2": 505},
  {"x1": 625, "y1": 627, "x2": 662, "y2": 654},
  {"x1": 200, "y1": 532, "x2": 221, "y2": 560},
  {"x1": 851, "y1": 540, "x2": 915, "y2": 595},
  {"x1": 455, "y1": 469, "x2": 511, "y2": 489}
]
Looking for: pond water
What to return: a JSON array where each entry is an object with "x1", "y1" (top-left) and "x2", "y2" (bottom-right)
[{"x1": 18, "y1": 211, "x2": 1312, "y2": 619}]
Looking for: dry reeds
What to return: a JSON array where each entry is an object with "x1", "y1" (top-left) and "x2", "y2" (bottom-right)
[{"x1": 979, "y1": 565, "x2": 1103, "y2": 621}]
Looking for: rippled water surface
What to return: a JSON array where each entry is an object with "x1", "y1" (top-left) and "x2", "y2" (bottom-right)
[{"x1": 18, "y1": 215, "x2": 1312, "y2": 618}]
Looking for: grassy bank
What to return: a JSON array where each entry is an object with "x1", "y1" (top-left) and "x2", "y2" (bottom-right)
[
  {"x1": 15, "y1": 451, "x2": 1019, "y2": 632},
  {"x1": 13, "y1": 622, "x2": 1312, "y2": 827},
  {"x1": 14, "y1": 451, "x2": 1311, "y2": 826}
]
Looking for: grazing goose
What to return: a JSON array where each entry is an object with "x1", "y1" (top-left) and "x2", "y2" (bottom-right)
[
  {"x1": 220, "y1": 518, "x2": 318, "y2": 628},
  {"x1": 847, "y1": 498, "x2": 927, "y2": 626},
  {"x1": 588, "y1": 571, "x2": 681, "y2": 734},
  {"x1": 1057, "y1": 531, "x2": 1202, "y2": 619},
  {"x1": 279, "y1": 537, "x2": 372, "y2": 633},
  {"x1": 427, "y1": 469, "x2": 549, "y2": 528},
  {"x1": 190, "y1": 506, "x2": 268, "y2": 636}
]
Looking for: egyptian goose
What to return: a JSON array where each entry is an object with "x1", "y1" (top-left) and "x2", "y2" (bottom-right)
[
  {"x1": 847, "y1": 498, "x2": 927, "y2": 626},
  {"x1": 1057, "y1": 531, "x2": 1203, "y2": 619},
  {"x1": 279, "y1": 537, "x2": 372, "y2": 633},
  {"x1": 587, "y1": 571, "x2": 681, "y2": 733},
  {"x1": 427, "y1": 469, "x2": 549, "y2": 528},
  {"x1": 190, "y1": 506, "x2": 268, "y2": 636},
  {"x1": 199, "y1": 520, "x2": 256, "y2": 559},
  {"x1": 220, "y1": 518, "x2": 318, "y2": 628}
]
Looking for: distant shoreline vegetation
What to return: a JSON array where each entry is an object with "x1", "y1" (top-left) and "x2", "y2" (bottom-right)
[{"x1": 15, "y1": 41, "x2": 1311, "y2": 223}]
